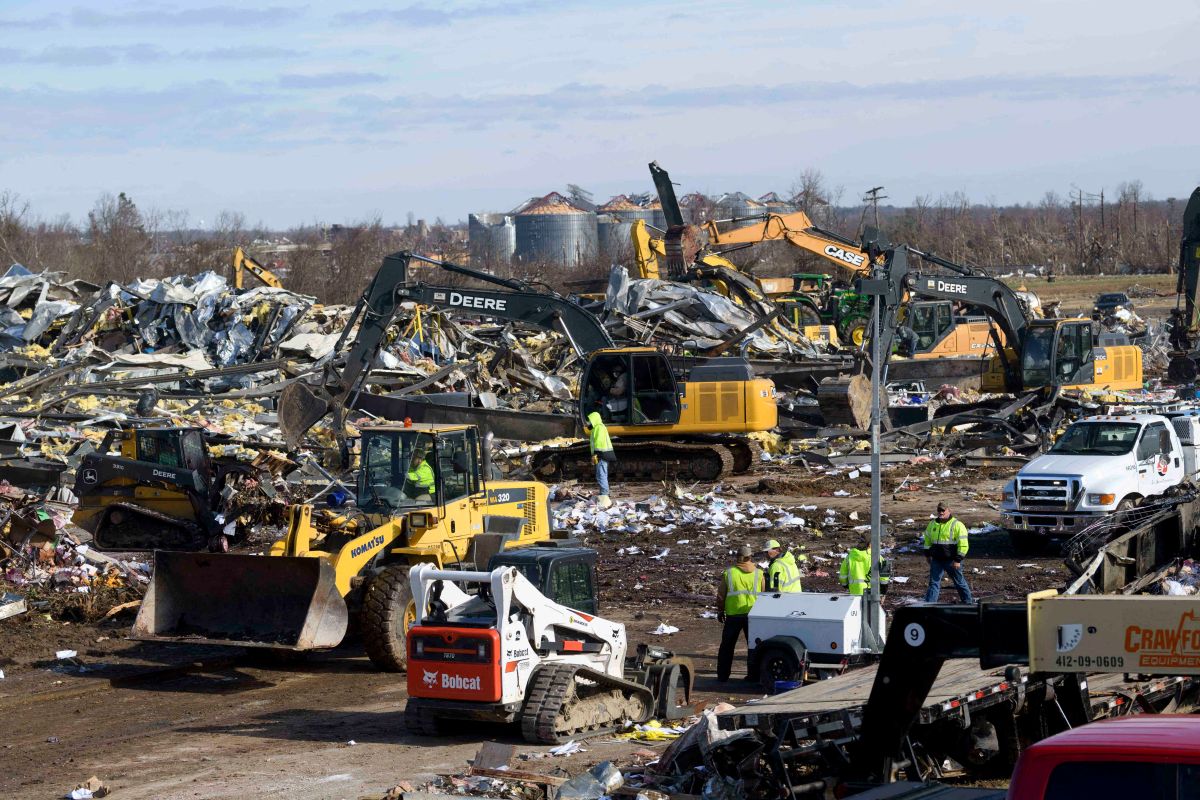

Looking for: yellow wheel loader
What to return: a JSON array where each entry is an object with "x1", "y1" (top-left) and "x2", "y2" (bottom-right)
[{"x1": 132, "y1": 422, "x2": 572, "y2": 671}]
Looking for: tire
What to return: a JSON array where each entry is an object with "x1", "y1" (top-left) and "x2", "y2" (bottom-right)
[
  {"x1": 841, "y1": 318, "x2": 868, "y2": 348},
  {"x1": 757, "y1": 646, "x2": 803, "y2": 692},
  {"x1": 1116, "y1": 496, "x2": 1141, "y2": 513},
  {"x1": 360, "y1": 564, "x2": 415, "y2": 672},
  {"x1": 797, "y1": 305, "x2": 822, "y2": 327},
  {"x1": 1008, "y1": 530, "x2": 1041, "y2": 557}
]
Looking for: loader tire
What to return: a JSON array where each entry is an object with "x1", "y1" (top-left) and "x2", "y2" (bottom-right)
[{"x1": 361, "y1": 564, "x2": 414, "y2": 673}]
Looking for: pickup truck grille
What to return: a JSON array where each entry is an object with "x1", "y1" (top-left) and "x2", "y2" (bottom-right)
[{"x1": 1017, "y1": 478, "x2": 1077, "y2": 512}]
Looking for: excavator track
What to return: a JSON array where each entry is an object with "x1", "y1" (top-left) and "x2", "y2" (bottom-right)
[
  {"x1": 530, "y1": 438, "x2": 742, "y2": 483},
  {"x1": 519, "y1": 663, "x2": 653, "y2": 744},
  {"x1": 92, "y1": 502, "x2": 207, "y2": 551}
]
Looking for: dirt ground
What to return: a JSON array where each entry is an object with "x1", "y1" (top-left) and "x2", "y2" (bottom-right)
[{"x1": 0, "y1": 458, "x2": 1068, "y2": 800}]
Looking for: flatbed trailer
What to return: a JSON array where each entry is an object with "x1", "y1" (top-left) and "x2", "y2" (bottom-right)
[{"x1": 718, "y1": 658, "x2": 1196, "y2": 791}]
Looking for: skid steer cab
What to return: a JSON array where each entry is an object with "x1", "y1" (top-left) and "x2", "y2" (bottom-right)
[
  {"x1": 404, "y1": 564, "x2": 694, "y2": 743},
  {"x1": 73, "y1": 427, "x2": 256, "y2": 552},
  {"x1": 132, "y1": 423, "x2": 582, "y2": 673}
]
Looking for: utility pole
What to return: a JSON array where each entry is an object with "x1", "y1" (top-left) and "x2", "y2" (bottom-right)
[
  {"x1": 1073, "y1": 187, "x2": 1085, "y2": 270},
  {"x1": 862, "y1": 186, "x2": 888, "y2": 229}
]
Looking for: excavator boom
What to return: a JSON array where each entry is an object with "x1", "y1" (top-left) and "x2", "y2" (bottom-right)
[{"x1": 231, "y1": 246, "x2": 284, "y2": 290}]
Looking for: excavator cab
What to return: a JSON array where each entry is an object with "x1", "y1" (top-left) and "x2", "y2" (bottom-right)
[
  {"x1": 1021, "y1": 319, "x2": 1095, "y2": 388},
  {"x1": 581, "y1": 350, "x2": 681, "y2": 426}
]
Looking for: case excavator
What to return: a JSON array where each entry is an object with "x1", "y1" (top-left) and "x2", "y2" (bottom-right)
[{"x1": 275, "y1": 250, "x2": 777, "y2": 481}]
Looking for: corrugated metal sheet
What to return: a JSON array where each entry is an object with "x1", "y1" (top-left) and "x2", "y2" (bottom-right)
[{"x1": 468, "y1": 213, "x2": 515, "y2": 267}]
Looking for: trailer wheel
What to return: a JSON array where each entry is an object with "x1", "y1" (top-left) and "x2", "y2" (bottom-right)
[
  {"x1": 361, "y1": 564, "x2": 415, "y2": 672},
  {"x1": 757, "y1": 646, "x2": 803, "y2": 692}
]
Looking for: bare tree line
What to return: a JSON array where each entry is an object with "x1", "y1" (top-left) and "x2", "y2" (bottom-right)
[{"x1": 0, "y1": 176, "x2": 1187, "y2": 306}]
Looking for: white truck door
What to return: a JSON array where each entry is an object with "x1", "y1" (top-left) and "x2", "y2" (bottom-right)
[{"x1": 1135, "y1": 422, "x2": 1178, "y2": 497}]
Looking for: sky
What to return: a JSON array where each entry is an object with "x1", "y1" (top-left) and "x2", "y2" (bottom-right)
[{"x1": 0, "y1": 0, "x2": 1197, "y2": 229}]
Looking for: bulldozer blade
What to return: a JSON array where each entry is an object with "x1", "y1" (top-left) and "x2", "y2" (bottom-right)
[
  {"x1": 131, "y1": 551, "x2": 348, "y2": 650},
  {"x1": 278, "y1": 381, "x2": 334, "y2": 448}
]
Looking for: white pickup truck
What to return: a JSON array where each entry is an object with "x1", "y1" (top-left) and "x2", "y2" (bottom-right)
[{"x1": 1000, "y1": 411, "x2": 1200, "y2": 550}]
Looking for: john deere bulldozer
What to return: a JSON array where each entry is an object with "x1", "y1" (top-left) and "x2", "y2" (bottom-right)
[{"x1": 132, "y1": 422, "x2": 569, "y2": 671}]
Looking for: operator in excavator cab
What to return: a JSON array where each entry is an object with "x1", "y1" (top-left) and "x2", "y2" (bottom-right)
[
  {"x1": 584, "y1": 411, "x2": 616, "y2": 508},
  {"x1": 405, "y1": 441, "x2": 435, "y2": 500}
]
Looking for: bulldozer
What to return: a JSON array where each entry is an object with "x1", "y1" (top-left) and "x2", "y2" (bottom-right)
[
  {"x1": 132, "y1": 422, "x2": 576, "y2": 672},
  {"x1": 72, "y1": 427, "x2": 265, "y2": 552}
]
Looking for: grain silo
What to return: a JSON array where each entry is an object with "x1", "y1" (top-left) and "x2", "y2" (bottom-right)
[
  {"x1": 679, "y1": 192, "x2": 714, "y2": 225},
  {"x1": 642, "y1": 199, "x2": 668, "y2": 231},
  {"x1": 514, "y1": 192, "x2": 598, "y2": 268},
  {"x1": 596, "y1": 214, "x2": 626, "y2": 261},
  {"x1": 758, "y1": 192, "x2": 796, "y2": 217},
  {"x1": 715, "y1": 192, "x2": 765, "y2": 231},
  {"x1": 468, "y1": 213, "x2": 515, "y2": 267}
]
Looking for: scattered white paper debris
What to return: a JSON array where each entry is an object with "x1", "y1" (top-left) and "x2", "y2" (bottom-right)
[
  {"x1": 650, "y1": 548, "x2": 670, "y2": 561},
  {"x1": 651, "y1": 623, "x2": 680, "y2": 635},
  {"x1": 549, "y1": 740, "x2": 584, "y2": 756},
  {"x1": 1017, "y1": 563, "x2": 1037, "y2": 568},
  {"x1": 848, "y1": 470, "x2": 860, "y2": 480},
  {"x1": 699, "y1": 610, "x2": 718, "y2": 619},
  {"x1": 834, "y1": 490, "x2": 851, "y2": 497},
  {"x1": 890, "y1": 576, "x2": 909, "y2": 584},
  {"x1": 346, "y1": 739, "x2": 357, "y2": 746},
  {"x1": 849, "y1": 511, "x2": 860, "y2": 521},
  {"x1": 55, "y1": 650, "x2": 77, "y2": 660}
]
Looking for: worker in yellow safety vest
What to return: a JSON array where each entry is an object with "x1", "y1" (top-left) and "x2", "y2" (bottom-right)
[
  {"x1": 584, "y1": 411, "x2": 616, "y2": 508},
  {"x1": 764, "y1": 539, "x2": 803, "y2": 593},
  {"x1": 405, "y1": 442, "x2": 435, "y2": 498},
  {"x1": 923, "y1": 502, "x2": 974, "y2": 603},
  {"x1": 838, "y1": 535, "x2": 889, "y2": 596},
  {"x1": 715, "y1": 544, "x2": 765, "y2": 682}
]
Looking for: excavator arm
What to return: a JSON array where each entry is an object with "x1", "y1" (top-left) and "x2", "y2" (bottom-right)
[
  {"x1": 277, "y1": 251, "x2": 614, "y2": 447},
  {"x1": 231, "y1": 246, "x2": 284, "y2": 290},
  {"x1": 703, "y1": 211, "x2": 877, "y2": 276}
]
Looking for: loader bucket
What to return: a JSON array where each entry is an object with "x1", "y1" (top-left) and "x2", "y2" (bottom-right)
[
  {"x1": 278, "y1": 381, "x2": 333, "y2": 448},
  {"x1": 132, "y1": 551, "x2": 348, "y2": 650}
]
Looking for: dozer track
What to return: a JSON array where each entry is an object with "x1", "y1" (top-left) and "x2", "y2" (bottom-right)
[
  {"x1": 91, "y1": 502, "x2": 207, "y2": 552},
  {"x1": 530, "y1": 438, "x2": 747, "y2": 483},
  {"x1": 519, "y1": 662, "x2": 653, "y2": 744}
]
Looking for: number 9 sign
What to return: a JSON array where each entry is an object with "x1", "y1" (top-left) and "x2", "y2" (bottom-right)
[{"x1": 904, "y1": 623, "x2": 926, "y2": 647}]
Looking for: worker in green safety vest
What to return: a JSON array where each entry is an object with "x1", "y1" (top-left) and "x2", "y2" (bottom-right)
[
  {"x1": 923, "y1": 501, "x2": 974, "y2": 603},
  {"x1": 838, "y1": 535, "x2": 889, "y2": 596},
  {"x1": 764, "y1": 539, "x2": 803, "y2": 593},
  {"x1": 405, "y1": 442, "x2": 435, "y2": 498},
  {"x1": 715, "y1": 544, "x2": 765, "y2": 682},
  {"x1": 584, "y1": 411, "x2": 616, "y2": 509}
]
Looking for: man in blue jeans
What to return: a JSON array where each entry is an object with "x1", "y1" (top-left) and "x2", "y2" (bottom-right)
[{"x1": 923, "y1": 502, "x2": 974, "y2": 603}]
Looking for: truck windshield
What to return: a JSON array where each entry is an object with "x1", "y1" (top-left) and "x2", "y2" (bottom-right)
[
  {"x1": 1049, "y1": 422, "x2": 1141, "y2": 455},
  {"x1": 1021, "y1": 326, "x2": 1056, "y2": 387},
  {"x1": 359, "y1": 430, "x2": 437, "y2": 512}
]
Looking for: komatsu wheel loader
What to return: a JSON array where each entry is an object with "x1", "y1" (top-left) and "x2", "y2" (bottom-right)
[
  {"x1": 132, "y1": 422, "x2": 572, "y2": 672},
  {"x1": 404, "y1": 563, "x2": 693, "y2": 743}
]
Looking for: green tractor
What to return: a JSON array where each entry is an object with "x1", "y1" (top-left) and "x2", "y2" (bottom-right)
[{"x1": 778, "y1": 273, "x2": 872, "y2": 347}]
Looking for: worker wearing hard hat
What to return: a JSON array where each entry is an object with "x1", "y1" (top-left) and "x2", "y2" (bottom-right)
[
  {"x1": 764, "y1": 539, "x2": 803, "y2": 593},
  {"x1": 839, "y1": 534, "x2": 890, "y2": 596},
  {"x1": 716, "y1": 544, "x2": 765, "y2": 682},
  {"x1": 584, "y1": 411, "x2": 616, "y2": 509},
  {"x1": 923, "y1": 502, "x2": 974, "y2": 603}
]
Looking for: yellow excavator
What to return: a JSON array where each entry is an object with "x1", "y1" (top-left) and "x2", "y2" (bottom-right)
[
  {"x1": 133, "y1": 421, "x2": 568, "y2": 671},
  {"x1": 231, "y1": 246, "x2": 284, "y2": 290},
  {"x1": 276, "y1": 251, "x2": 777, "y2": 480}
]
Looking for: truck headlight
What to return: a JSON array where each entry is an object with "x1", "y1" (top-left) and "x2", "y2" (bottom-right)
[
  {"x1": 1087, "y1": 493, "x2": 1116, "y2": 505},
  {"x1": 1003, "y1": 491, "x2": 1015, "y2": 502}
]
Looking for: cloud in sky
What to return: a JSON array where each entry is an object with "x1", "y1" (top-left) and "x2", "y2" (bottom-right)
[{"x1": 0, "y1": 0, "x2": 1196, "y2": 226}]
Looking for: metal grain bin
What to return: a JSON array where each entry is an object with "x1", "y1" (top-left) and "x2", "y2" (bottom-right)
[
  {"x1": 679, "y1": 192, "x2": 714, "y2": 225},
  {"x1": 715, "y1": 192, "x2": 765, "y2": 232},
  {"x1": 596, "y1": 214, "x2": 630, "y2": 261},
  {"x1": 758, "y1": 192, "x2": 796, "y2": 217},
  {"x1": 468, "y1": 213, "x2": 515, "y2": 267},
  {"x1": 514, "y1": 192, "x2": 598, "y2": 268}
]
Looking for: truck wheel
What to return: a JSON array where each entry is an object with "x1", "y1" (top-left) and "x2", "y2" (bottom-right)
[
  {"x1": 1116, "y1": 496, "x2": 1141, "y2": 513},
  {"x1": 757, "y1": 647, "x2": 803, "y2": 692},
  {"x1": 361, "y1": 564, "x2": 415, "y2": 672}
]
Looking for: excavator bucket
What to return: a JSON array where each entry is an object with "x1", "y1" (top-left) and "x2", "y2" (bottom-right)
[
  {"x1": 132, "y1": 551, "x2": 348, "y2": 650},
  {"x1": 278, "y1": 381, "x2": 334, "y2": 448}
]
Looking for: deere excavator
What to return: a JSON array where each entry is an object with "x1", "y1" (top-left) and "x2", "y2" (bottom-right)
[
  {"x1": 133, "y1": 421, "x2": 572, "y2": 671},
  {"x1": 819, "y1": 241, "x2": 1144, "y2": 426},
  {"x1": 277, "y1": 251, "x2": 777, "y2": 481},
  {"x1": 231, "y1": 246, "x2": 284, "y2": 290}
]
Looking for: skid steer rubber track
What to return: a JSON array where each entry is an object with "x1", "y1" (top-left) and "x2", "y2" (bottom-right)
[
  {"x1": 92, "y1": 502, "x2": 207, "y2": 552},
  {"x1": 530, "y1": 439, "x2": 738, "y2": 483},
  {"x1": 519, "y1": 663, "x2": 654, "y2": 744}
]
